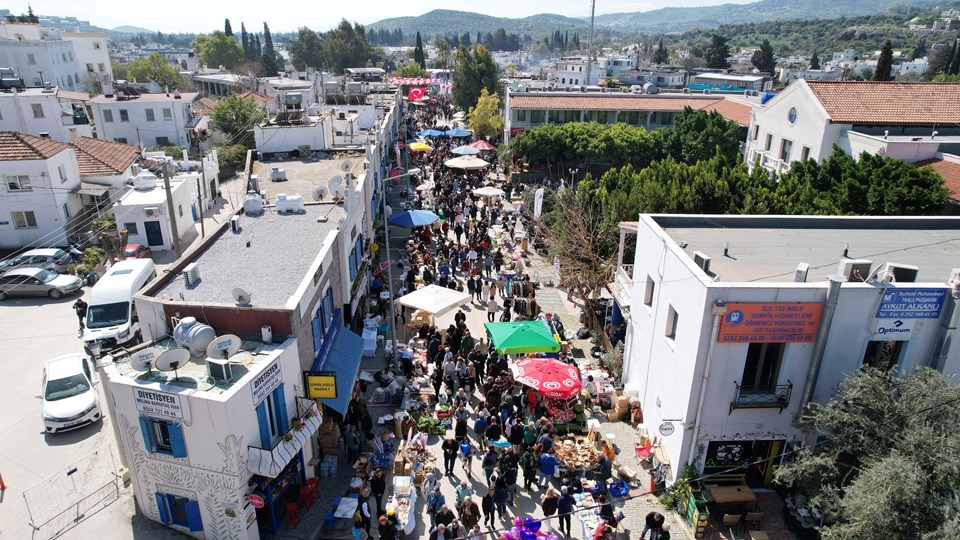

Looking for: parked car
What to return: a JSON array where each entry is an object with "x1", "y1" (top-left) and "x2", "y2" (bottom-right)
[
  {"x1": 0, "y1": 267, "x2": 83, "y2": 300},
  {"x1": 0, "y1": 248, "x2": 73, "y2": 275},
  {"x1": 122, "y1": 243, "x2": 153, "y2": 259},
  {"x1": 37, "y1": 354, "x2": 102, "y2": 433}
]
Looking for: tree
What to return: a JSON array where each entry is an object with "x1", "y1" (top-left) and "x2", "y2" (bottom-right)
[
  {"x1": 704, "y1": 34, "x2": 731, "y2": 69},
  {"x1": 260, "y1": 23, "x2": 281, "y2": 76},
  {"x1": 652, "y1": 39, "x2": 669, "y2": 65},
  {"x1": 210, "y1": 96, "x2": 264, "y2": 149},
  {"x1": 751, "y1": 39, "x2": 776, "y2": 74},
  {"x1": 126, "y1": 53, "x2": 182, "y2": 88},
  {"x1": 810, "y1": 50, "x2": 820, "y2": 70},
  {"x1": 434, "y1": 37, "x2": 452, "y2": 70},
  {"x1": 413, "y1": 32, "x2": 426, "y2": 70},
  {"x1": 874, "y1": 40, "x2": 894, "y2": 81},
  {"x1": 241, "y1": 23, "x2": 253, "y2": 62},
  {"x1": 451, "y1": 44, "x2": 499, "y2": 112},
  {"x1": 193, "y1": 31, "x2": 244, "y2": 70},
  {"x1": 950, "y1": 36, "x2": 960, "y2": 75},
  {"x1": 655, "y1": 107, "x2": 742, "y2": 167},
  {"x1": 317, "y1": 19, "x2": 373, "y2": 74},
  {"x1": 393, "y1": 62, "x2": 428, "y2": 78},
  {"x1": 468, "y1": 88, "x2": 503, "y2": 139},
  {"x1": 912, "y1": 39, "x2": 926, "y2": 60},
  {"x1": 288, "y1": 27, "x2": 323, "y2": 71},
  {"x1": 775, "y1": 368, "x2": 960, "y2": 540},
  {"x1": 224, "y1": 19, "x2": 233, "y2": 37}
]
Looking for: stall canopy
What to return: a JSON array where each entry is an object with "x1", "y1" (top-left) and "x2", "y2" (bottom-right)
[
  {"x1": 408, "y1": 142, "x2": 433, "y2": 152},
  {"x1": 388, "y1": 209, "x2": 440, "y2": 227},
  {"x1": 484, "y1": 320, "x2": 561, "y2": 354},
  {"x1": 310, "y1": 315, "x2": 364, "y2": 415},
  {"x1": 469, "y1": 140, "x2": 496, "y2": 151},
  {"x1": 445, "y1": 128, "x2": 473, "y2": 137},
  {"x1": 451, "y1": 145, "x2": 480, "y2": 156},
  {"x1": 417, "y1": 129, "x2": 446, "y2": 137},
  {"x1": 397, "y1": 284, "x2": 471, "y2": 316},
  {"x1": 510, "y1": 358, "x2": 582, "y2": 399},
  {"x1": 473, "y1": 186, "x2": 505, "y2": 198},
  {"x1": 444, "y1": 155, "x2": 489, "y2": 170}
]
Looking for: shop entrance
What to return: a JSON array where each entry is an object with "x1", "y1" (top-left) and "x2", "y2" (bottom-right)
[{"x1": 702, "y1": 439, "x2": 786, "y2": 487}]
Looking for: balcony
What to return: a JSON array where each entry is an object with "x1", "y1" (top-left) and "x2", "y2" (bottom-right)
[
  {"x1": 610, "y1": 265, "x2": 633, "y2": 317},
  {"x1": 730, "y1": 381, "x2": 793, "y2": 414},
  {"x1": 746, "y1": 149, "x2": 791, "y2": 175}
]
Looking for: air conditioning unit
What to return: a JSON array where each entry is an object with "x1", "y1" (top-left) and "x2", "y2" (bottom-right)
[
  {"x1": 144, "y1": 207, "x2": 159, "y2": 217},
  {"x1": 183, "y1": 262, "x2": 200, "y2": 285},
  {"x1": 230, "y1": 215, "x2": 240, "y2": 233},
  {"x1": 795, "y1": 262, "x2": 810, "y2": 283},
  {"x1": 206, "y1": 358, "x2": 233, "y2": 382},
  {"x1": 693, "y1": 251, "x2": 712, "y2": 274},
  {"x1": 838, "y1": 258, "x2": 872, "y2": 282},
  {"x1": 883, "y1": 262, "x2": 919, "y2": 283}
]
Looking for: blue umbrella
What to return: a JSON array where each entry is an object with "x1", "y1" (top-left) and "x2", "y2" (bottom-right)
[
  {"x1": 417, "y1": 129, "x2": 445, "y2": 137},
  {"x1": 451, "y1": 145, "x2": 480, "y2": 156},
  {"x1": 445, "y1": 128, "x2": 473, "y2": 137},
  {"x1": 388, "y1": 210, "x2": 440, "y2": 227}
]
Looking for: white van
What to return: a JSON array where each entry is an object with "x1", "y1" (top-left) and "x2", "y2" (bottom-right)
[{"x1": 82, "y1": 259, "x2": 156, "y2": 354}]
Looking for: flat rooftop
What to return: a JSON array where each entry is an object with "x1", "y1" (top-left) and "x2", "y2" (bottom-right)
[
  {"x1": 117, "y1": 178, "x2": 190, "y2": 205},
  {"x1": 255, "y1": 155, "x2": 365, "y2": 203},
  {"x1": 653, "y1": 215, "x2": 960, "y2": 284}
]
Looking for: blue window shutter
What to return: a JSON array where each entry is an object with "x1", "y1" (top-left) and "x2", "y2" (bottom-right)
[
  {"x1": 168, "y1": 423, "x2": 187, "y2": 458},
  {"x1": 184, "y1": 499, "x2": 203, "y2": 532},
  {"x1": 139, "y1": 417, "x2": 155, "y2": 453},
  {"x1": 256, "y1": 402, "x2": 270, "y2": 448},
  {"x1": 155, "y1": 493, "x2": 170, "y2": 525},
  {"x1": 274, "y1": 385, "x2": 288, "y2": 433},
  {"x1": 312, "y1": 315, "x2": 322, "y2": 352}
]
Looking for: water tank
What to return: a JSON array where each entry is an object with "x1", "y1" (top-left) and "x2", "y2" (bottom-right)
[
  {"x1": 275, "y1": 193, "x2": 305, "y2": 214},
  {"x1": 242, "y1": 191, "x2": 264, "y2": 214},
  {"x1": 282, "y1": 92, "x2": 302, "y2": 107},
  {"x1": 642, "y1": 82, "x2": 659, "y2": 95},
  {"x1": 270, "y1": 167, "x2": 287, "y2": 181},
  {"x1": 173, "y1": 317, "x2": 216, "y2": 356},
  {"x1": 132, "y1": 173, "x2": 158, "y2": 191}
]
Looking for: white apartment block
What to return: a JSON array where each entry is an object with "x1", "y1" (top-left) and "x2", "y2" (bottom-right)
[
  {"x1": 0, "y1": 86, "x2": 92, "y2": 142},
  {"x1": 63, "y1": 32, "x2": 113, "y2": 92},
  {"x1": 89, "y1": 86, "x2": 199, "y2": 149},
  {"x1": 0, "y1": 22, "x2": 80, "y2": 90}
]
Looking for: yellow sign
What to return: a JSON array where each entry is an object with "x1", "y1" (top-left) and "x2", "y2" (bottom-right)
[{"x1": 305, "y1": 371, "x2": 337, "y2": 399}]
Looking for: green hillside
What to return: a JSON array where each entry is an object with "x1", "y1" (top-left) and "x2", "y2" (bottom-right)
[{"x1": 366, "y1": 9, "x2": 586, "y2": 40}]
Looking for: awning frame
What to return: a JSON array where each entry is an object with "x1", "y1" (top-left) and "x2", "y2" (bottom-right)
[{"x1": 247, "y1": 401, "x2": 322, "y2": 478}]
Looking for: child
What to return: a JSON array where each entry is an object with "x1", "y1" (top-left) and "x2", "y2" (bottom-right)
[{"x1": 460, "y1": 438, "x2": 475, "y2": 477}]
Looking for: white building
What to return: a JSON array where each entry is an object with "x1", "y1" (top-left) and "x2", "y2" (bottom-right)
[
  {"x1": 0, "y1": 22, "x2": 80, "y2": 90},
  {"x1": 71, "y1": 136, "x2": 142, "y2": 214},
  {"x1": 89, "y1": 85, "x2": 200, "y2": 149},
  {"x1": 614, "y1": 214, "x2": 960, "y2": 486},
  {"x1": 617, "y1": 68, "x2": 687, "y2": 89},
  {"x1": 63, "y1": 31, "x2": 112, "y2": 92},
  {"x1": 777, "y1": 67, "x2": 840, "y2": 85},
  {"x1": 112, "y1": 173, "x2": 197, "y2": 252},
  {"x1": 553, "y1": 56, "x2": 601, "y2": 87},
  {"x1": 689, "y1": 72, "x2": 769, "y2": 93},
  {"x1": 0, "y1": 86, "x2": 92, "y2": 142},
  {"x1": 0, "y1": 131, "x2": 83, "y2": 248}
]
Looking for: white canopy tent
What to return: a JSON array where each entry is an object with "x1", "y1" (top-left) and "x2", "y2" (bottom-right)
[{"x1": 396, "y1": 284, "x2": 471, "y2": 316}]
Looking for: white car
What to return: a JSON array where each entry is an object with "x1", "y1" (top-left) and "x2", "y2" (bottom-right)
[{"x1": 38, "y1": 354, "x2": 102, "y2": 433}]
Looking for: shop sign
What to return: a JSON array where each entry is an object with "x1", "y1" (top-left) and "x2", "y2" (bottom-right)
[
  {"x1": 251, "y1": 358, "x2": 283, "y2": 405},
  {"x1": 873, "y1": 319, "x2": 915, "y2": 340},
  {"x1": 718, "y1": 302, "x2": 823, "y2": 343},
  {"x1": 247, "y1": 493, "x2": 265, "y2": 509},
  {"x1": 510, "y1": 127, "x2": 525, "y2": 136},
  {"x1": 133, "y1": 388, "x2": 183, "y2": 419},
  {"x1": 659, "y1": 422, "x2": 675, "y2": 437},
  {"x1": 876, "y1": 288, "x2": 947, "y2": 319},
  {"x1": 305, "y1": 371, "x2": 338, "y2": 399}
]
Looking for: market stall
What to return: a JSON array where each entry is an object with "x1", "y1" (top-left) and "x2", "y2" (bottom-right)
[
  {"x1": 510, "y1": 357, "x2": 586, "y2": 433},
  {"x1": 484, "y1": 320, "x2": 561, "y2": 355}
]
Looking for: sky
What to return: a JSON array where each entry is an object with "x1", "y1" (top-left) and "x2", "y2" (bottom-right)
[{"x1": 11, "y1": 0, "x2": 755, "y2": 34}]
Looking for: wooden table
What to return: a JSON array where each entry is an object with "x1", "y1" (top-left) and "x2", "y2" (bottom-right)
[
  {"x1": 704, "y1": 484, "x2": 758, "y2": 505},
  {"x1": 749, "y1": 532, "x2": 770, "y2": 540}
]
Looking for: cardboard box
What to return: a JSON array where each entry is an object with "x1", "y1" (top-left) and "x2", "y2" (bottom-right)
[
  {"x1": 606, "y1": 409, "x2": 622, "y2": 421},
  {"x1": 615, "y1": 396, "x2": 630, "y2": 410},
  {"x1": 403, "y1": 462, "x2": 412, "y2": 474}
]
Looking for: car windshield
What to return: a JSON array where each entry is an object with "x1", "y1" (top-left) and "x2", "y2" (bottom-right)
[
  {"x1": 124, "y1": 248, "x2": 136, "y2": 256},
  {"x1": 36, "y1": 269, "x2": 57, "y2": 283},
  {"x1": 44, "y1": 373, "x2": 90, "y2": 401},
  {"x1": 86, "y1": 301, "x2": 129, "y2": 328}
]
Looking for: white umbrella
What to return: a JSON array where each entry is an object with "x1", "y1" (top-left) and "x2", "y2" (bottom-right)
[
  {"x1": 396, "y1": 284, "x2": 471, "y2": 316},
  {"x1": 473, "y1": 186, "x2": 505, "y2": 198},
  {"x1": 415, "y1": 182, "x2": 435, "y2": 192},
  {"x1": 452, "y1": 145, "x2": 481, "y2": 156},
  {"x1": 444, "y1": 155, "x2": 490, "y2": 170}
]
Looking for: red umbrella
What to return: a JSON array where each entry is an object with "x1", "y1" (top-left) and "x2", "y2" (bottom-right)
[
  {"x1": 510, "y1": 358, "x2": 582, "y2": 399},
  {"x1": 469, "y1": 140, "x2": 496, "y2": 151}
]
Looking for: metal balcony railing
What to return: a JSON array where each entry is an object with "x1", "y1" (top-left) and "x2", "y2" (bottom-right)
[{"x1": 730, "y1": 380, "x2": 792, "y2": 414}]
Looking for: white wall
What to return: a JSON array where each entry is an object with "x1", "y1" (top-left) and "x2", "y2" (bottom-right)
[
  {"x1": 64, "y1": 32, "x2": 113, "y2": 92},
  {"x1": 91, "y1": 97, "x2": 195, "y2": 148},
  {"x1": 0, "y1": 91, "x2": 92, "y2": 142},
  {"x1": 0, "y1": 38, "x2": 80, "y2": 90},
  {"x1": 113, "y1": 179, "x2": 196, "y2": 251},
  {"x1": 745, "y1": 80, "x2": 835, "y2": 169},
  {"x1": 0, "y1": 149, "x2": 82, "y2": 249}
]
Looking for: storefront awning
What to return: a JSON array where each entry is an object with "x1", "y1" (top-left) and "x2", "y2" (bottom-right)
[
  {"x1": 247, "y1": 401, "x2": 322, "y2": 478},
  {"x1": 311, "y1": 323, "x2": 363, "y2": 415}
]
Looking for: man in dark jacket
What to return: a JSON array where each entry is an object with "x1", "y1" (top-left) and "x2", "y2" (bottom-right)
[
  {"x1": 442, "y1": 436, "x2": 459, "y2": 475},
  {"x1": 557, "y1": 486, "x2": 576, "y2": 536},
  {"x1": 371, "y1": 468, "x2": 387, "y2": 515},
  {"x1": 481, "y1": 487, "x2": 496, "y2": 528},
  {"x1": 482, "y1": 445, "x2": 500, "y2": 485},
  {"x1": 378, "y1": 515, "x2": 397, "y2": 540}
]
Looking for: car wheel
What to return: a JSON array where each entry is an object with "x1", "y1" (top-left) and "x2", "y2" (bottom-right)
[
  {"x1": 48, "y1": 288, "x2": 64, "y2": 299},
  {"x1": 0, "y1": 291, "x2": 6, "y2": 301}
]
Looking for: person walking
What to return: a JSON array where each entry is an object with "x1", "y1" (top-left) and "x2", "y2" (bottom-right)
[
  {"x1": 73, "y1": 298, "x2": 88, "y2": 333},
  {"x1": 541, "y1": 486, "x2": 559, "y2": 532},
  {"x1": 557, "y1": 486, "x2": 576, "y2": 537},
  {"x1": 346, "y1": 425, "x2": 361, "y2": 464},
  {"x1": 481, "y1": 487, "x2": 496, "y2": 529},
  {"x1": 442, "y1": 435, "x2": 459, "y2": 476},
  {"x1": 520, "y1": 447, "x2": 539, "y2": 491},
  {"x1": 460, "y1": 438, "x2": 475, "y2": 477},
  {"x1": 371, "y1": 468, "x2": 386, "y2": 515},
  {"x1": 459, "y1": 495, "x2": 481, "y2": 531},
  {"x1": 482, "y1": 445, "x2": 500, "y2": 486},
  {"x1": 426, "y1": 486, "x2": 446, "y2": 529},
  {"x1": 481, "y1": 280, "x2": 490, "y2": 305},
  {"x1": 539, "y1": 448, "x2": 559, "y2": 487},
  {"x1": 486, "y1": 294, "x2": 498, "y2": 322},
  {"x1": 641, "y1": 511, "x2": 665, "y2": 539},
  {"x1": 378, "y1": 515, "x2": 397, "y2": 540},
  {"x1": 493, "y1": 476, "x2": 510, "y2": 522},
  {"x1": 359, "y1": 488, "x2": 373, "y2": 535},
  {"x1": 455, "y1": 480, "x2": 474, "y2": 508}
]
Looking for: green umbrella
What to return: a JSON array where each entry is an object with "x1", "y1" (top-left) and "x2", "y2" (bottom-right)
[{"x1": 483, "y1": 321, "x2": 560, "y2": 355}]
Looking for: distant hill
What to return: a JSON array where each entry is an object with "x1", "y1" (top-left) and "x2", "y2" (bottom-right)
[
  {"x1": 366, "y1": 9, "x2": 586, "y2": 39},
  {"x1": 111, "y1": 25, "x2": 156, "y2": 35}
]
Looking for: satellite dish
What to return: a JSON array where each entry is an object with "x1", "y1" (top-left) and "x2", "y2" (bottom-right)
[
  {"x1": 328, "y1": 176, "x2": 343, "y2": 199},
  {"x1": 232, "y1": 287, "x2": 252, "y2": 306},
  {"x1": 313, "y1": 186, "x2": 327, "y2": 201},
  {"x1": 339, "y1": 160, "x2": 353, "y2": 173},
  {"x1": 130, "y1": 347, "x2": 161, "y2": 372},
  {"x1": 205, "y1": 334, "x2": 242, "y2": 360},
  {"x1": 155, "y1": 348, "x2": 190, "y2": 372}
]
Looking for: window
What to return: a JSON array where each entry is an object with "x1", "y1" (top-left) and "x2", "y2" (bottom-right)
[
  {"x1": 102, "y1": 110, "x2": 113, "y2": 123},
  {"x1": 530, "y1": 110, "x2": 545, "y2": 123},
  {"x1": 6, "y1": 175, "x2": 31, "y2": 191},
  {"x1": 163, "y1": 108, "x2": 172, "y2": 121},
  {"x1": 12, "y1": 211, "x2": 37, "y2": 228},
  {"x1": 138, "y1": 417, "x2": 187, "y2": 457},
  {"x1": 62, "y1": 52, "x2": 67, "y2": 62},
  {"x1": 255, "y1": 385, "x2": 288, "y2": 448},
  {"x1": 123, "y1": 222, "x2": 138, "y2": 234},
  {"x1": 752, "y1": 125, "x2": 760, "y2": 141},
  {"x1": 665, "y1": 305, "x2": 679, "y2": 339},
  {"x1": 516, "y1": 109, "x2": 527, "y2": 122},
  {"x1": 312, "y1": 287, "x2": 336, "y2": 351},
  {"x1": 119, "y1": 109, "x2": 129, "y2": 122},
  {"x1": 156, "y1": 136, "x2": 170, "y2": 146},
  {"x1": 644, "y1": 275, "x2": 655, "y2": 307},
  {"x1": 31, "y1": 103, "x2": 44, "y2": 119},
  {"x1": 742, "y1": 343, "x2": 785, "y2": 391},
  {"x1": 87, "y1": 63, "x2": 94, "y2": 72},
  {"x1": 155, "y1": 493, "x2": 202, "y2": 531},
  {"x1": 94, "y1": 42, "x2": 101, "y2": 50},
  {"x1": 801, "y1": 146, "x2": 811, "y2": 161},
  {"x1": 63, "y1": 203, "x2": 71, "y2": 220},
  {"x1": 779, "y1": 138, "x2": 793, "y2": 161},
  {"x1": 146, "y1": 109, "x2": 155, "y2": 122},
  {"x1": 348, "y1": 236, "x2": 364, "y2": 281},
  {"x1": 862, "y1": 340, "x2": 906, "y2": 371},
  {"x1": 98, "y1": 63, "x2": 105, "y2": 72},
  {"x1": 27, "y1": 53, "x2": 36, "y2": 64},
  {"x1": 764, "y1": 133, "x2": 773, "y2": 151},
  {"x1": 58, "y1": 165, "x2": 67, "y2": 183},
  {"x1": 178, "y1": 204, "x2": 183, "y2": 217},
  {"x1": 113, "y1": 137, "x2": 127, "y2": 144}
]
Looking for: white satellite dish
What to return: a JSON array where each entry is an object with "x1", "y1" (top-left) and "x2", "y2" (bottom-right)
[
  {"x1": 328, "y1": 175, "x2": 343, "y2": 199},
  {"x1": 339, "y1": 160, "x2": 353, "y2": 173},
  {"x1": 205, "y1": 334, "x2": 242, "y2": 360},
  {"x1": 155, "y1": 348, "x2": 190, "y2": 372},
  {"x1": 130, "y1": 347, "x2": 161, "y2": 372},
  {"x1": 313, "y1": 186, "x2": 327, "y2": 201},
  {"x1": 232, "y1": 287, "x2": 252, "y2": 306}
]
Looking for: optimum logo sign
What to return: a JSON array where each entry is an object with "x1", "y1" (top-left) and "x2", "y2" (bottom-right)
[{"x1": 874, "y1": 319, "x2": 914, "y2": 339}]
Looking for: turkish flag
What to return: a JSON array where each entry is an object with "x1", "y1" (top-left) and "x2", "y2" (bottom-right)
[{"x1": 407, "y1": 87, "x2": 426, "y2": 101}]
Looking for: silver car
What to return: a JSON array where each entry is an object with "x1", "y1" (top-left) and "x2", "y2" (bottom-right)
[
  {"x1": 0, "y1": 248, "x2": 73, "y2": 274},
  {"x1": 0, "y1": 267, "x2": 82, "y2": 300}
]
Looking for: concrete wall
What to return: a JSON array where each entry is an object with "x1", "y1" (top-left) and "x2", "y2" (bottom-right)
[{"x1": 0, "y1": 38, "x2": 80, "y2": 90}]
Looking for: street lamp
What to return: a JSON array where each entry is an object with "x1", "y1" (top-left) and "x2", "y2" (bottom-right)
[{"x1": 381, "y1": 167, "x2": 422, "y2": 369}]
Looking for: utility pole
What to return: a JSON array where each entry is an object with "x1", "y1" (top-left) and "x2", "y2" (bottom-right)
[
  {"x1": 162, "y1": 166, "x2": 182, "y2": 257},
  {"x1": 584, "y1": 0, "x2": 596, "y2": 86},
  {"x1": 195, "y1": 176, "x2": 205, "y2": 238}
]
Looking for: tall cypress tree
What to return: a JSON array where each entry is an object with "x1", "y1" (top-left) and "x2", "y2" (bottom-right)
[
  {"x1": 261, "y1": 23, "x2": 278, "y2": 75},
  {"x1": 874, "y1": 40, "x2": 894, "y2": 81},
  {"x1": 810, "y1": 50, "x2": 820, "y2": 70},
  {"x1": 224, "y1": 19, "x2": 233, "y2": 37},
  {"x1": 255, "y1": 35, "x2": 262, "y2": 58},
  {"x1": 241, "y1": 23, "x2": 251, "y2": 61},
  {"x1": 414, "y1": 32, "x2": 426, "y2": 69}
]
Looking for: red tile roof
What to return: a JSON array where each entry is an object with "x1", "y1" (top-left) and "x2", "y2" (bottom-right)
[
  {"x1": 510, "y1": 93, "x2": 722, "y2": 112},
  {"x1": 236, "y1": 91, "x2": 273, "y2": 105},
  {"x1": 193, "y1": 97, "x2": 219, "y2": 116},
  {"x1": 0, "y1": 132, "x2": 70, "y2": 161},
  {"x1": 805, "y1": 81, "x2": 960, "y2": 126},
  {"x1": 704, "y1": 98, "x2": 753, "y2": 126},
  {"x1": 70, "y1": 137, "x2": 140, "y2": 176},
  {"x1": 916, "y1": 158, "x2": 960, "y2": 201}
]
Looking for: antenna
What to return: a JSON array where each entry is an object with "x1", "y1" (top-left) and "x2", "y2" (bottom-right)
[
  {"x1": 155, "y1": 348, "x2": 190, "y2": 380},
  {"x1": 313, "y1": 186, "x2": 327, "y2": 201},
  {"x1": 339, "y1": 160, "x2": 353, "y2": 173},
  {"x1": 328, "y1": 175, "x2": 344, "y2": 199},
  {"x1": 130, "y1": 347, "x2": 161, "y2": 373},
  {"x1": 205, "y1": 334, "x2": 242, "y2": 360},
  {"x1": 232, "y1": 287, "x2": 252, "y2": 306}
]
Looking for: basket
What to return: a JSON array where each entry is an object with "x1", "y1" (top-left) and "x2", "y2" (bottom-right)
[{"x1": 609, "y1": 481, "x2": 629, "y2": 498}]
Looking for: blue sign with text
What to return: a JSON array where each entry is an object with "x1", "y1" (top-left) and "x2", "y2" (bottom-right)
[{"x1": 876, "y1": 288, "x2": 947, "y2": 319}]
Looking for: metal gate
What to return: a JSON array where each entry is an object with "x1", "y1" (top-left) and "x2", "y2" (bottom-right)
[{"x1": 22, "y1": 445, "x2": 120, "y2": 539}]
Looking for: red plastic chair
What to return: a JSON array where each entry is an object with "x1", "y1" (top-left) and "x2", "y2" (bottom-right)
[
  {"x1": 285, "y1": 502, "x2": 300, "y2": 528},
  {"x1": 299, "y1": 485, "x2": 314, "y2": 510},
  {"x1": 307, "y1": 477, "x2": 319, "y2": 499}
]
